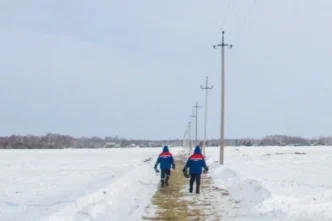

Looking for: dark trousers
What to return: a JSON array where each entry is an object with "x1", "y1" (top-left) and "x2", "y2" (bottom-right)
[
  {"x1": 189, "y1": 173, "x2": 201, "y2": 193},
  {"x1": 161, "y1": 169, "x2": 171, "y2": 186}
]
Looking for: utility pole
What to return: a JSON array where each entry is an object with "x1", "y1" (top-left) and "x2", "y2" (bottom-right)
[
  {"x1": 201, "y1": 77, "x2": 213, "y2": 156},
  {"x1": 213, "y1": 31, "x2": 232, "y2": 165},
  {"x1": 193, "y1": 101, "x2": 201, "y2": 146},
  {"x1": 187, "y1": 126, "x2": 190, "y2": 149},
  {"x1": 190, "y1": 110, "x2": 196, "y2": 151},
  {"x1": 188, "y1": 121, "x2": 192, "y2": 152},
  {"x1": 182, "y1": 125, "x2": 188, "y2": 148}
]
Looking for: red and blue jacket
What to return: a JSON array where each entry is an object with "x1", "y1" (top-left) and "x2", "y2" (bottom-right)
[
  {"x1": 154, "y1": 146, "x2": 175, "y2": 170},
  {"x1": 183, "y1": 146, "x2": 208, "y2": 174}
]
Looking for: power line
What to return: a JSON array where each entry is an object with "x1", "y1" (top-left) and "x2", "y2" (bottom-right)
[
  {"x1": 233, "y1": 0, "x2": 259, "y2": 42},
  {"x1": 221, "y1": 0, "x2": 232, "y2": 28},
  {"x1": 239, "y1": 0, "x2": 257, "y2": 30},
  {"x1": 221, "y1": 0, "x2": 237, "y2": 29}
]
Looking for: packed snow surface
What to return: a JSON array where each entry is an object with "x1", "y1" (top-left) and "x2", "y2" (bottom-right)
[
  {"x1": 0, "y1": 147, "x2": 181, "y2": 221},
  {"x1": 1, "y1": 146, "x2": 331, "y2": 221},
  {"x1": 206, "y1": 146, "x2": 332, "y2": 221}
]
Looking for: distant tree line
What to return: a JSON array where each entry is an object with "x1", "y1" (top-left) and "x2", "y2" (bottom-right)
[
  {"x1": 0, "y1": 133, "x2": 182, "y2": 149},
  {"x1": 0, "y1": 133, "x2": 76, "y2": 149},
  {"x1": 198, "y1": 135, "x2": 332, "y2": 147},
  {"x1": 1, "y1": 133, "x2": 332, "y2": 149},
  {"x1": 231, "y1": 135, "x2": 332, "y2": 146}
]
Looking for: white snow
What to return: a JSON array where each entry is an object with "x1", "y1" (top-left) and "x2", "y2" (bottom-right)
[
  {"x1": 206, "y1": 146, "x2": 332, "y2": 221},
  {"x1": 0, "y1": 147, "x2": 181, "y2": 221},
  {"x1": 2, "y1": 146, "x2": 331, "y2": 221}
]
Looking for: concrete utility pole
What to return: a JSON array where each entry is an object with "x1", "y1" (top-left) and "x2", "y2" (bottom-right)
[
  {"x1": 182, "y1": 125, "x2": 188, "y2": 148},
  {"x1": 187, "y1": 123, "x2": 191, "y2": 150},
  {"x1": 201, "y1": 77, "x2": 213, "y2": 156},
  {"x1": 213, "y1": 31, "x2": 232, "y2": 165},
  {"x1": 188, "y1": 121, "x2": 192, "y2": 152},
  {"x1": 190, "y1": 110, "x2": 196, "y2": 152},
  {"x1": 193, "y1": 101, "x2": 201, "y2": 146}
]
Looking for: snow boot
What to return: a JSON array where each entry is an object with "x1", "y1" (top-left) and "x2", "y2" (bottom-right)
[
  {"x1": 165, "y1": 176, "x2": 169, "y2": 186},
  {"x1": 189, "y1": 186, "x2": 193, "y2": 193},
  {"x1": 161, "y1": 180, "x2": 165, "y2": 187}
]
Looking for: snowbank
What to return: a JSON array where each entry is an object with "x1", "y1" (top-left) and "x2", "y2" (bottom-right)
[
  {"x1": 43, "y1": 162, "x2": 160, "y2": 221},
  {"x1": 206, "y1": 146, "x2": 332, "y2": 221},
  {"x1": 0, "y1": 147, "x2": 181, "y2": 221}
]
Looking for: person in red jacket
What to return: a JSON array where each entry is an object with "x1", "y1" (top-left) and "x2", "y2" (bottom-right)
[
  {"x1": 154, "y1": 146, "x2": 175, "y2": 187},
  {"x1": 182, "y1": 145, "x2": 208, "y2": 194}
]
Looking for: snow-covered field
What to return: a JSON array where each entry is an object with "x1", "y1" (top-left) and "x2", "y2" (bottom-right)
[
  {"x1": 206, "y1": 146, "x2": 332, "y2": 221},
  {"x1": 1, "y1": 146, "x2": 331, "y2": 221},
  {"x1": 0, "y1": 148, "x2": 181, "y2": 221}
]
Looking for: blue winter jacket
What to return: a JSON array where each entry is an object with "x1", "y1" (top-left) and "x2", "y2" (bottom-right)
[
  {"x1": 183, "y1": 146, "x2": 208, "y2": 174},
  {"x1": 154, "y1": 146, "x2": 175, "y2": 170}
]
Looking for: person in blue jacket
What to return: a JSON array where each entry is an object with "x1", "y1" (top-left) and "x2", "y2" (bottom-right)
[
  {"x1": 154, "y1": 146, "x2": 175, "y2": 187},
  {"x1": 182, "y1": 145, "x2": 208, "y2": 194}
]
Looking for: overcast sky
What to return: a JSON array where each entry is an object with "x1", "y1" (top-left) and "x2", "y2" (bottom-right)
[{"x1": 0, "y1": 0, "x2": 332, "y2": 139}]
